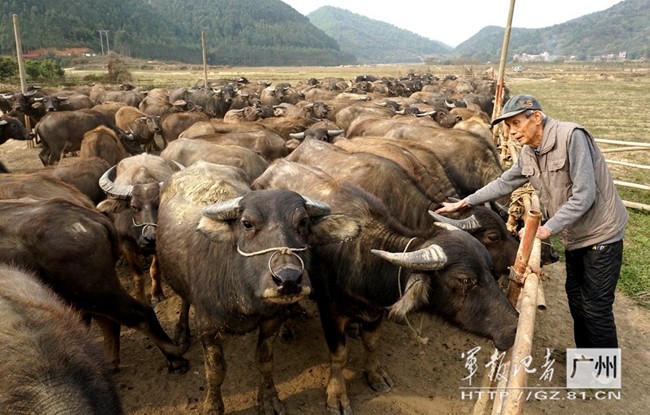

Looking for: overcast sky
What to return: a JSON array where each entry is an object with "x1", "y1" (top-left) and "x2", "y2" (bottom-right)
[{"x1": 281, "y1": 0, "x2": 623, "y2": 47}]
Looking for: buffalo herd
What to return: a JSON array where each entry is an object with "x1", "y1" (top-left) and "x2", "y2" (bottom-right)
[{"x1": 0, "y1": 72, "x2": 551, "y2": 414}]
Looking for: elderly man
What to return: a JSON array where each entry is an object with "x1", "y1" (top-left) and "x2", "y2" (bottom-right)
[{"x1": 436, "y1": 94, "x2": 628, "y2": 348}]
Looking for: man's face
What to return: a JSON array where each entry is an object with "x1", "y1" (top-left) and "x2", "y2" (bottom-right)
[{"x1": 505, "y1": 111, "x2": 544, "y2": 148}]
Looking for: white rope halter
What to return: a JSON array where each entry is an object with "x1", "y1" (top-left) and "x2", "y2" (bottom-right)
[{"x1": 236, "y1": 246, "x2": 308, "y2": 281}]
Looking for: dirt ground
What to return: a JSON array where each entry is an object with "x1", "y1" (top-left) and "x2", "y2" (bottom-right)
[{"x1": 1, "y1": 139, "x2": 649, "y2": 415}]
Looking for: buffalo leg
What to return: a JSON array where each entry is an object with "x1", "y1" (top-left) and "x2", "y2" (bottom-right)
[
  {"x1": 173, "y1": 297, "x2": 192, "y2": 354},
  {"x1": 94, "y1": 315, "x2": 121, "y2": 371},
  {"x1": 38, "y1": 142, "x2": 51, "y2": 166},
  {"x1": 318, "y1": 303, "x2": 352, "y2": 415},
  {"x1": 122, "y1": 247, "x2": 148, "y2": 304},
  {"x1": 256, "y1": 316, "x2": 286, "y2": 415},
  {"x1": 198, "y1": 316, "x2": 226, "y2": 415},
  {"x1": 95, "y1": 291, "x2": 188, "y2": 373},
  {"x1": 359, "y1": 318, "x2": 393, "y2": 392},
  {"x1": 149, "y1": 255, "x2": 166, "y2": 305}
]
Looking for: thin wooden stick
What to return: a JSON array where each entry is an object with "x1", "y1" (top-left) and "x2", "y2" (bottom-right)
[{"x1": 606, "y1": 159, "x2": 650, "y2": 170}]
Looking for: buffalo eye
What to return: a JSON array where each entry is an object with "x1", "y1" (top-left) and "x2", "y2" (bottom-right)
[
  {"x1": 459, "y1": 277, "x2": 475, "y2": 289},
  {"x1": 130, "y1": 204, "x2": 141, "y2": 213},
  {"x1": 242, "y1": 220, "x2": 254, "y2": 230},
  {"x1": 487, "y1": 234, "x2": 500, "y2": 242},
  {"x1": 298, "y1": 217, "x2": 309, "y2": 229}
]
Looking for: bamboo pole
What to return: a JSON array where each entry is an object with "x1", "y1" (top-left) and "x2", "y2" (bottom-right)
[
  {"x1": 201, "y1": 31, "x2": 208, "y2": 90},
  {"x1": 601, "y1": 147, "x2": 650, "y2": 154},
  {"x1": 12, "y1": 15, "x2": 27, "y2": 94},
  {"x1": 12, "y1": 14, "x2": 34, "y2": 148},
  {"x1": 613, "y1": 180, "x2": 650, "y2": 191},
  {"x1": 595, "y1": 138, "x2": 650, "y2": 148},
  {"x1": 507, "y1": 210, "x2": 541, "y2": 307},
  {"x1": 606, "y1": 159, "x2": 650, "y2": 170},
  {"x1": 491, "y1": 0, "x2": 517, "y2": 149},
  {"x1": 501, "y1": 272, "x2": 540, "y2": 415},
  {"x1": 623, "y1": 200, "x2": 650, "y2": 211}
]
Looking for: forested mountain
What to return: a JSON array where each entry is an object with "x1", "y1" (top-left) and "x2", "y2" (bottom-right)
[
  {"x1": 454, "y1": 0, "x2": 650, "y2": 61},
  {"x1": 0, "y1": 0, "x2": 648, "y2": 65},
  {"x1": 306, "y1": 6, "x2": 452, "y2": 64},
  {"x1": 0, "y1": 0, "x2": 356, "y2": 66}
]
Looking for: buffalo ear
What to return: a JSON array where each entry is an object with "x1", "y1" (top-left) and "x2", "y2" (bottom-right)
[
  {"x1": 197, "y1": 217, "x2": 233, "y2": 243},
  {"x1": 96, "y1": 199, "x2": 129, "y2": 214},
  {"x1": 387, "y1": 275, "x2": 430, "y2": 322},
  {"x1": 309, "y1": 214, "x2": 360, "y2": 245}
]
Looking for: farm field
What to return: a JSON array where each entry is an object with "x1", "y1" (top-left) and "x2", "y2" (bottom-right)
[{"x1": 1, "y1": 61, "x2": 649, "y2": 414}]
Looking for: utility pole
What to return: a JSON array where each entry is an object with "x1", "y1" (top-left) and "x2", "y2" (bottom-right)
[
  {"x1": 104, "y1": 30, "x2": 110, "y2": 53},
  {"x1": 98, "y1": 30, "x2": 105, "y2": 55}
]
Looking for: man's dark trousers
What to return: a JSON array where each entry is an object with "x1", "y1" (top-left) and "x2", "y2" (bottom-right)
[{"x1": 565, "y1": 239, "x2": 623, "y2": 348}]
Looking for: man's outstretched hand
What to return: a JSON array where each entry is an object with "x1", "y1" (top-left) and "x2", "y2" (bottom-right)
[{"x1": 434, "y1": 199, "x2": 468, "y2": 214}]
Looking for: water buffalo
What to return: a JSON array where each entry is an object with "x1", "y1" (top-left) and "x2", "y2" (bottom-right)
[
  {"x1": 1, "y1": 116, "x2": 35, "y2": 144},
  {"x1": 168, "y1": 86, "x2": 235, "y2": 118},
  {"x1": 81, "y1": 126, "x2": 130, "y2": 167},
  {"x1": 1, "y1": 90, "x2": 46, "y2": 122},
  {"x1": 0, "y1": 264, "x2": 123, "y2": 415},
  {"x1": 0, "y1": 198, "x2": 188, "y2": 373},
  {"x1": 34, "y1": 109, "x2": 139, "y2": 166},
  {"x1": 252, "y1": 159, "x2": 518, "y2": 415},
  {"x1": 91, "y1": 101, "x2": 128, "y2": 124},
  {"x1": 21, "y1": 157, "x2": 112, "y2": 205},
  {"x1": 160, "y1": 137, "x2": 269, "y2": 181},
  {"x1": 97, "y1": 154, "x2": 181, "y2": 305},
  {"x1": 33, "y1": 93, "x2": 94, "y2": 112},
  {"x1": 288, "y1": 138, "x2": 518, "y2": 280},
  {"x1": 0, "y1": 174, "x2": 96, "y2": 209},
  {"x1": 193, "y1": 130, "x2": 293, "y2": 161},
  {"x1": 158, "y1": 112, "x2": 211, "y2": 148},
  {"x1": 114, "y1": 106, "x2": 161, "y2": 153},
  {"x1": 156, "y1": 161, "x2": 359, "y2": 414}
]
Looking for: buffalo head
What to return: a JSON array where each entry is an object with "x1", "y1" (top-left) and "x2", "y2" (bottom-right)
[
  {"x1": 196, "y1": 190, "x2": 359, "y2": 304},
  {"x1": 372, "y1": 229, "x2": 518, "y2": 351}
]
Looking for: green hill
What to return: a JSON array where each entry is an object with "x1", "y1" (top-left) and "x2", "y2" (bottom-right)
[
  {"x1": 0, "y1": 0, "x2": 357, "y2": 66},
  {"x1": 307, "y1": 6, "x2": 452, "y2": 64},
  {"x1": 454, "y1": 0, "x2": 650, "y2": 61},
  {"x1": 1, "y1": 0, "x2": 648, "y2": 65}
]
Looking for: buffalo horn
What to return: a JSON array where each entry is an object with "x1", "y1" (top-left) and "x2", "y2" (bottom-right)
[
  {"x1": 491, "y1": 201, "x2": 510, "y2": 216},
  {"x1": 327, "y1": 129, "x2": 345, "y2": 137},
  {"x1": 1, "y1": 93, "x2": 12, "y2": 99},
  {"x1": 99, "y1": 166, "x2": 133, "y2": 200},
  {"x1": 433, "y1": 222, "x2": 461, "y2": 232},
  {"x1": 417, "y1": 110, "x2": 436, "y2": 117},
  {"x1": 289, "y1": 132, "x2": 305, "y2": 140},
  {"x1": 56, "y1": 96, "x2": 68, "y2": 100},
  {"x1": 0, "y1": 120, "x2": 7, "y2": 126},
  {"x1": 202, "y1": 197, "x2": 243, "y2": 221},
  {"x1": 33, "y1": 97, "x2": 44, "y2": 102},
  {"x1": 24, "y1": 90, "x2": 38, "y2": 97},
  {"x1": 302, "y1": 196, "x2": 331, "y2": 217},
  {"x1": 171, "y1": 161, "x2": 185, "y2": 171},
  {"x1": 371, "y1": 243, "x2": 447, "y2": 271},
  {"x1": 428, "y1": 211, "x2": 481, "y2": 231}
]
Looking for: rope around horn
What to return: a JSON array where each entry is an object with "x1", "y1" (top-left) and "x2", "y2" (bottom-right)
[{"x1": 396, "y1": 237, "x2": 429, "y2": 349}]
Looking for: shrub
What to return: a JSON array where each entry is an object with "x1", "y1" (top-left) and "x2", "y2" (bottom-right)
[
  {"x1": 0, "y1": 57, "x2": 18, "y2": 78},
  {"x1": 104, "y1": 53, "x2": 132, "y2": 83},
  {"x1": 24, "y1": 59, "x2": 65, "y2": 80}
]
